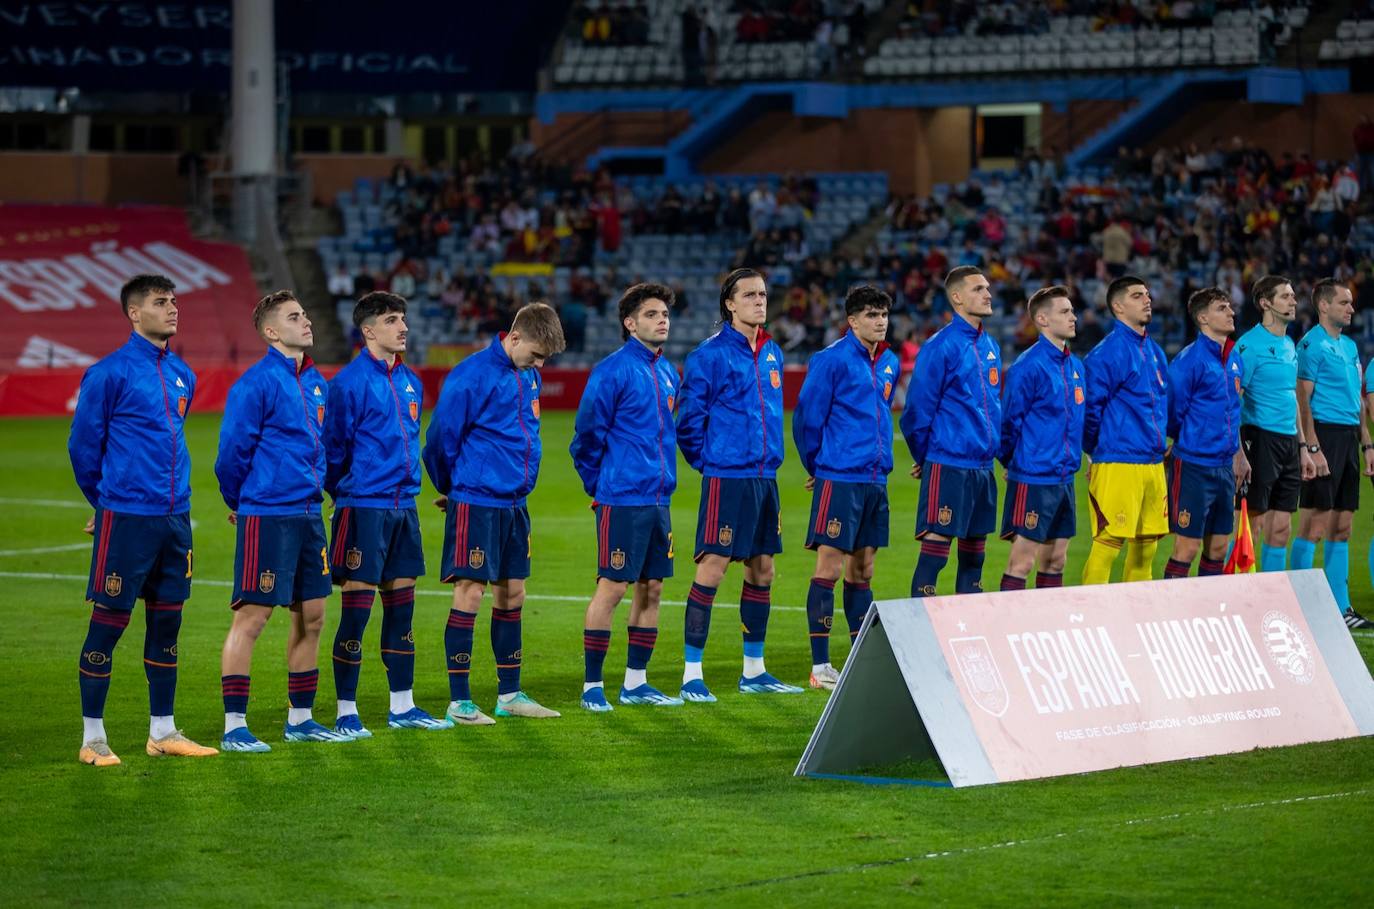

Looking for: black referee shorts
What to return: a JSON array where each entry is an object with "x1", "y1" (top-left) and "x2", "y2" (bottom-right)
[
  {"x1": 1299, "y1": 422, "x2": 1361, "y2": 513},
  {"x1": 1240, "y1": 426, "x2": 1301, "y2": 514}
]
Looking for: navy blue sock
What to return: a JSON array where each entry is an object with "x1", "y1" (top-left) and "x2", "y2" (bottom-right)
[
  {"x1": 683, "y1": 582, "x2": 716, "y2": 660},
  {"x1": 805, "y1": 577, "x2": 836, "y2": 665},
  {"x1": 955, "y1": 537, "x2": 987, "y2": 594},
  {"x1": 445, "y1": 610, "x2": 476, "y2": 700},
  {"x1": 740, "y1": 581, "x2": 771, "y2": 659},
  {"x1": 491, "y1": 607, "x2": 522, "y2": 695},
  {"x1": 842, "y1": 580, "x2": 872, "y2": 640},
  {"x1": 912, "y1": 539, "x2": 951, "y2": 596},
  {"x1": 999, "y1": 573, "x2": 1027, "y2": 591},
  {"x1": 1034, "y1": 571, "x2": 1063, "y2": 588},
  {"x1": 626, "y1": 625, "x2": 657, "y2": 671},
  {"x1": 79, "y1": 606, "x2": 130, "y2": 718},
  {"x1": 332, "y1": 588, "x2": 374, "y2": 701},
  {"x1": 379, "y1": 587, "x2": 416, "y2": 692},
  {"x1": 143, "y1": 601, "x2": 181, "y2": 716},
  {"x1": 1198, "y1": 556, "x2": 1225, "y2": 577},
  {"x1": 287, "y1": 669, "x2": 318, "y2": 711},
  {"x1": 583, "y1": 628, "x2": 611, "y2": 684},
  {"x1": 222, "y1": 674, "x2": 250, "y2": 715},
  {"x1": 1165, "y1": 558, "x2": 1191, "y2": 579}
]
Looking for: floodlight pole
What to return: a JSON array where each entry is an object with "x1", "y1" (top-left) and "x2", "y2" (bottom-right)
[{"x1": 230, "y1": 0, "x2": 277, "y2": 245}]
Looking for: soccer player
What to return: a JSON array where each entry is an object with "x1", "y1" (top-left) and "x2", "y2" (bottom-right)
[
  {"x1": 424, "y1": 303, "x2": 568, "y2": 724},
  {"x1": 216, "y1": 291, "x2": 349, "y2": 751},
  {"x1": 68, "y1": 274, "x2": 218, "y2": 766},
  {"x1": 1162, "y1": 288, "x2": 1250, "y2": 578},
  {"x1": 676, "y1": 268, "x2": 802, "y2": 700},
  {"x1": 996, "y1": 286, "x2": 1085, "y2": 592},
  {"x1": 1292, "y1": 279, "x2": 1374, "y2": 628},
  {"x1": 1234, "y1": 275, "x2": 1314, "y2": 571},
  {"x1": 901, "y1": 266, "x2": 1001, "y2": 597},
  {"x1": 1080, "y1": 276, "x2": 1171, "y2": 584},
  {"x1": 323, "y1": 292, "x2": 447, "y2": 737},
  {"x1": 570, "y1": 284, "x2": 683, "y2": 711},
  {"x1": 792, "y1": 285, "x2": 900, "y2": 689}
]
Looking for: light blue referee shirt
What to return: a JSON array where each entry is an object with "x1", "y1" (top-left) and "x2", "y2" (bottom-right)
[
  {"x1": 1235, "y1": 323, "x2": 1298, "y2": 436},
  {"x1": 1297, "y1": 325, "x2": 1363, "y2": 426}
]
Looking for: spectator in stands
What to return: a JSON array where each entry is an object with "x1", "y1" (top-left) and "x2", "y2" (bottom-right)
[
  {"x1": 748, "y1": 181, "x2": 777, "y2": 232},
  {"x1": 1101, "y1": 218, "x2": 1133, "y2": 278},
  {"x1": 327, "y1": 264, "x2": 355, "y2": 304},
  {"x1": 1355, "y1": 115, "x2": 1374, "y2": 204}
]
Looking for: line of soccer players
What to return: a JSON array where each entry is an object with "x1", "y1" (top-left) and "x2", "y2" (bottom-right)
[{"x1": 69, "y1": 267, "x2": 1373, "y2": 765}]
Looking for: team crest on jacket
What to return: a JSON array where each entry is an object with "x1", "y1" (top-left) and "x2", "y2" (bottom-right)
[
  {"x1": 769, "y1": 369, "x2": 780, "y2": 389},
  {"x1": 883, "y1": 381, "x2": 892, "y2": 399},
  {"x1": 177, "y1": 396, "x2": 188, "y2": 417},
  {"x1": 988, "y1": 367, "x2": 1000, "y2": 386},
  {"x1": 409, "y1": 401, "x2": 419, "y2": 421},
  {"x1": 531, "y1": 399, "x2": 541, "y2": 418},
  {"x1": 1177, "y1": 509, "x2": 1191, "y2": 529},
  {"x1": 316, "y1": 405, "x2": 325, "y2": 424},
  {"x1": 938, "y1": 505, "x2": 953, "y2": 526},
  {"x1": 667, "y1": 395, "x2": 675, "y2": 411},
  {"x1": 345, "y1": 548, "x2": 363, "y2": 570},
  {"x1": 1074, "y1": 386, "x2": 1084, "y2": 405},
  {"x1": 104, "y1": 572, "x2": 122, "y2": 597},
  {"x1": 718, "y1": 525, "x2": 734, "y2": 546},
  {"x1": 826, "y1": 518, "x2": 842, "y2": 539},
  {"x1": 259, "y1": 570, "x2": 276, "y2": 593},
  {"x1": 1024, "y1": 510, "x2": 1039, "y2": 530},
  {"x1": 469, "y1": 547, "x2": 485, "y2": 569},
  {"x1": 610, "y1": 548, "x2": 626, "y2": 570}
]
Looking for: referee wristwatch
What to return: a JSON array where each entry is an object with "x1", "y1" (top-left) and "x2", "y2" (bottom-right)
[{"x1": 1305, "y1": 443, "x2": 1321, "y2": 454}]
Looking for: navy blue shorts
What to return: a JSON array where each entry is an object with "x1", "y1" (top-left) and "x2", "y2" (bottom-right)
[
  {"x1": 804, "y1": 480, "x2": 889, "y2": 552},
  {"x1": 694, "y1": 476, "x2": 782, "y2": 561},
  {"x1": 915, "y1": 462, "x2": 997, "y2": 540},
  {"x1": 86, "y1": 509, "x2": 193, "y2": 610},
  {"x1": 1000, "y1": 480, "x2": 1077, "y2": 543},
  {"x1": 594, "y1": 504, "x2": 674, "y2": 582},
  {"x1": 329, "y1": 506, "x2": 426, "y2": 585},
  {"x1": 1167, "y1": 457, "x2": 1236, "y2": 539},
  {"x1": 232, "y1": 512, "x2": 333, "y2": 607},
  {"x1": 441, "y1": 500, "x2": 531, "y2": 583}
]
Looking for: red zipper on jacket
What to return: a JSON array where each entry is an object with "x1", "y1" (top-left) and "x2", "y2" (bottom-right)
[
  {"x1": 294, "y1": 361, "x2": 323, "y2": 499},
  {"x1": 752, "y1": 342, "x2": 767, "y2": 478},
  {"x1": 154, "y1": 351, "x2": 176, "y2": 514},
  {"x1": 1139, "y1": 333, "x2": 1164, "y2": 450},
  {"x1": 1059, "y1": 351, "x2": 1073, "y2": 483},
  {"x1": 650, "y1": 355, "x2": 667, "y2": 504},
  {"x1": 868, "y1": 341, "x2": 890, "y2": 482},
  {"x1": 514, "y1": 372, "x2": 532, "y2": 488},
  {"x1": 973, "y1": 335, "x2": 994, "y2": 452},
  {"x1": 384, "y1": 359, "x2": 412, "y2": 508}
]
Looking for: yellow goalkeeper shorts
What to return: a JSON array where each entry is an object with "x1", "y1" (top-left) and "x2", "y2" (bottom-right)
[{"x1": 1087, "y1": 461, "x2": 1168, "y2": 539}]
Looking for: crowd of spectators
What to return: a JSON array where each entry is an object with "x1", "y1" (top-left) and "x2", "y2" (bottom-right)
[{"x1": 757, "y1": 139, "x2": 1373, "y2": 359}]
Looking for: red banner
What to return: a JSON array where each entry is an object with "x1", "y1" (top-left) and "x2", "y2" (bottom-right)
[{"x1": 0, "y1": 204, "x2": 261, "y2": 372}]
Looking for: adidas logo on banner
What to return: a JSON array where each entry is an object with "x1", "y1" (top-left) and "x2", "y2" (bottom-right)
[{"x1": 18, "y1": 336, "x2": 96, "y2": 369}]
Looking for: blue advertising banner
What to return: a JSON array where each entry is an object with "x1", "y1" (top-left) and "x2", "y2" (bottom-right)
[{"x1": 0, "y1": 1, "x2": 566, "y2": 93}]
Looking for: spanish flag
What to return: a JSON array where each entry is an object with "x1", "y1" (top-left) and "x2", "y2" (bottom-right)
[{"x1": 1225, "y1": 499, "x2": 1258, "y2": 574}]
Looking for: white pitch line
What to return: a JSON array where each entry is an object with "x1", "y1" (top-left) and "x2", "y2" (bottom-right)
[
  {"x1": 0, "y1": 497, "x2": 91, "y2": 509},
  {"x1": 0, "y1": 570, "x2": 802, "y2": 610},
  {"x1": 0, "y1": 543, "x2": 91, "y2": 557}
]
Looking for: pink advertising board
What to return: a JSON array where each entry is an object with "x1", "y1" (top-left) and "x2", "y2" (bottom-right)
[{"x1": 797, "y1": 570, "x2": 1374, "y2": 787}]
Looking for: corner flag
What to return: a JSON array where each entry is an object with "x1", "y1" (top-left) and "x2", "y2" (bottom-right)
[{"x1": 1225, "y1": 499, "x2": 1258, "y2": 574}]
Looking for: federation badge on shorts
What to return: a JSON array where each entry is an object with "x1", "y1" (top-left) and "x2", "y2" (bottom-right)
[
  {"x1": 826, "y1": 517, "x2": 842, "y2": 539},
  {"x1": 345, "y1": 547, "x2": 363, "y2": 571},
  {"x1": 610, "y1": 548, "x2": 626, "y2": 570},
  {"x1": 1024, "y1": 510, "x2": 1039, "y2": 530},
  {"x1": 1177, "y1": 509, "x2": 1191, "y2": 529},
  {"x1": 259, "y1": 570, "x2": 276, "y2": 593},
  {"x1": 938, "y1": 505, "x2": 953, "y2": 526},
  {"x1": 177, "y1": 396, "x2": 188, "y2": 417},
  {"x1": 409, "y1": 400, "x2": 419, "y2": 421},
  {"x1": 104, "y1": 572, "x2": 122, "y2": 597},
  {"x1": 718, "y1": 525, "x2": 734, "y2": 547},
  {"x1": 469, "y1": 547, "x2": 485, "y2": 569},
  {"x1": 531, "y1": 399, "x2": 541, "y2": 418},
  {"x1": 769, "y1": 369, "x2": 780, "y2": 389}
]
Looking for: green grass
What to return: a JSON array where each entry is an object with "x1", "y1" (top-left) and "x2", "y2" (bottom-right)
[{"x1": 2, "y1": 412, "x2": 1372, "y2": 907}]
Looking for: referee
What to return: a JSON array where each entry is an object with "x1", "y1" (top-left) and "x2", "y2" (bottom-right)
[
  {"x1": 1234, "y1": 276, "x2": 1313, "y2": 571},
  {"x1": 1292, "y1": 279, "x2": 1374, "y2": 629}
]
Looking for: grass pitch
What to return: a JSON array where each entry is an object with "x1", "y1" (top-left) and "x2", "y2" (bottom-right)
[{"x1": 2, "y1": 411, "x2": 1372, "y2": 907}]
